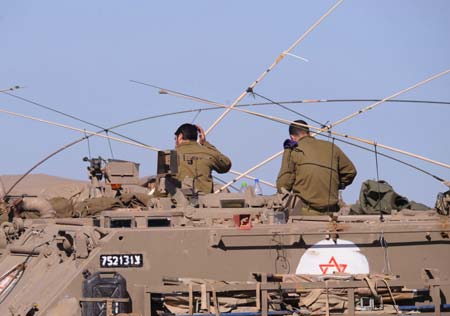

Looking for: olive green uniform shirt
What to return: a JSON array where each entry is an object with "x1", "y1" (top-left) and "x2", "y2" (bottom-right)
[
  {"x1": 276, "y1": 136, "x2": 357, "y2": 209},
  {"x1": 176, "y1": 140, "x2": 232, "y2": 194}
]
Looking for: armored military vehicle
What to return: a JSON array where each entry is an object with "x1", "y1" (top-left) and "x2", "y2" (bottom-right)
[
  {"x1": 1, "y1": 2, "x2": 449, "y2": 315},
  {"x1": 0, "y1": 154, "x2": 449, "y2": 316}
]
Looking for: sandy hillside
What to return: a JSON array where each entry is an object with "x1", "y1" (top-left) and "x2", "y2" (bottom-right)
[
  {"x1": 1, "y1": 173, "x2": 153, "y2": 199},
  {"x1": 0, "y1": 174, "x2": 88, "y2": 199}
]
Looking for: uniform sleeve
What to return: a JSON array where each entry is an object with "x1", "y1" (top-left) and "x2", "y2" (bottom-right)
[
  {"x1": 336, "y1": 145, "x2": 357, "y2": 189},
  {"x1": 203, "y1": 141, "x2": 232, "y2": 174},
  {"x1": 276, "y1": 148, "x2": 296, "y2": 193}
]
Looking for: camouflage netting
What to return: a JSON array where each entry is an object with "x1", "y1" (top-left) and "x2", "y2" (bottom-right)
[
  {"x1": 350, "y1": 179, "x2": 429, "y2": 214},
  {"x1": 71, "y1": 193, "x2": 151, "y2": 217},
  {"x1": 41, "y1": 183, "x2": 90, "y2": 202},
  {"x1": 0, "y1": 193, "x2": 152, "y2": 223},
  {"x1": 0, "y1": 200, "x2": 8, "y2": 223},
  {"x1": 435, "y1": 190, "x2": 450, "y2": 215}
]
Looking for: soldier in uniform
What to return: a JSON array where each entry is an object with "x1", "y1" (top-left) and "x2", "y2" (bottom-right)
[
  {"x1": 277, "y1": 120, "x2": 357, "y2": 215},
  {"x1": 174, "y1": 123, "x2": 232, "y2": 194}
]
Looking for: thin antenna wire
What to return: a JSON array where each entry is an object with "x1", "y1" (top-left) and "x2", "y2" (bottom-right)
[
  {"x1": 0, "y1": 176, "x2": 6, "y2": 199},
  {"x1": 85, "y1": 130, "x2": 92, "y2": 159},
  {"x1": 2, "y1": 91, "x2": 151, "y2": 148},
  {"x1": 251, "y1": 91, "x2": 325, "y2": 127},
  {"x1": 144, "y1": 83, "x2": 450, "y2": 193},
  {"x1": 213, "y1": 176, "x2": 239, "y2": 192},
  {"x1": 0, "y1": 107, "x2": 275, "y2": 195},
  {"x1": 237, "y1": 98, "x2": 450, "y2": 107},
  {"x1": 325, "y1": 134, "x2": 443, "y2": 181},
  {"x1": 0, "y1": 86, "x2": 22, "y2": 93},
  {"x1": 284, "y1": 52, "x2": 309, "y2": 62},
  {"x1": 327, "y1": 137, "x2": 336, "y2": 212},
  {"x1": 106, "y1": 130, "x2": 115, "y2": 159},
  {"x1": 131, "y1": 81, "x2": 450, "y2": 107},
  {"x1": 131, "y1": 80, "x2": 447, "y2": 182},
  {"x1": 109, "y1": 104, "x2": 442, "y2": 182},
  {"x1": 2, "y1": 103, "x2": 444, "y2": 196},
  {"x1": 142, "y1": 64, "x2": 450, "y2": 190},
  {"x1": 5, "y1": 137, "x2": 90, "y2": 196},
  {"x1": 0, "y1": 108, "x2": 161, "y2": 151},
  {"x1": 153, "y1": 87, "x2": 450, "y2": 170},
  {"x1": 380, "y1": 231, "x2": 392, "y2": 274},
  {"x1": 191, "y1": 109, "x2": 202, "y2": 124},
  {"x1": 374, "y1": 143, "x2": 384, "y2": 221},
  {"x1": 329, "y1": 68, "x2": 450, "y2": 129},
  {"x1": 3, "y1": 92, "x2": 103, "y2": 129},
  {"x1": 205, "y1": 0, "x2": 344, "y2": 135}
]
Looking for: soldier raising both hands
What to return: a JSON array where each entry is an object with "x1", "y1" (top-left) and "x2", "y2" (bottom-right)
[
  {"x1": 174, "y1": 123, "x2": 232, "y2": 194},
  {"x1": 277, "y1": 120, "x2": 357, "y2": 215}
]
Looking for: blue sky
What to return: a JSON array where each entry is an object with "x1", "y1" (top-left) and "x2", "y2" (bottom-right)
[{"x1": 1, "y1": 1, "x2": 449, "y2": 205}]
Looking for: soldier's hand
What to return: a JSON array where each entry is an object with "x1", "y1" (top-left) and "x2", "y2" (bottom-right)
[{"x1": 196, "y1": 125, "x2": 206, "y2": 145}]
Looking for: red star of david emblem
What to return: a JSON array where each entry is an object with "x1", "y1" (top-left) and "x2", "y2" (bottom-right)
[{"x1": 319, "y1": 256, "x2": 347, "y2": 274}]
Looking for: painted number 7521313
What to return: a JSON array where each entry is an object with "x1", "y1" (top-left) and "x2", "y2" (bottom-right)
[{"x1": 100, "y1": 254, "x2": 143, "y2": 268}]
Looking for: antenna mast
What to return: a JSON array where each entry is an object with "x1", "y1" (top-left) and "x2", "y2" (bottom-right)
[{"x1": 205, "y1": 0, "x2": 345, "y2": 136}]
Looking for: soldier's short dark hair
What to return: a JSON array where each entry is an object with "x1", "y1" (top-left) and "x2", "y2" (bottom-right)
[
  {"x1": 289, "y1": 120, "x2": 309, "y2": 136},
  {"x1": 175, "y1": 123, "x2": 198, "y2": 141}
]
